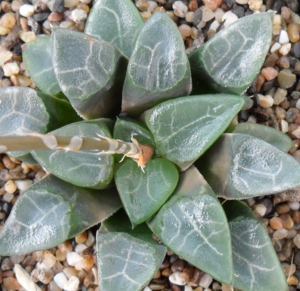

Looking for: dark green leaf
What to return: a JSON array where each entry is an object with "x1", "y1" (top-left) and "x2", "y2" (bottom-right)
[
  {"x1": 189, "y1": 12, "x2": 273, "y2": 95},
  {"x1": 143, "y1": 94, "x2": 244, "y2": 170},
  {"x1": 122, "y1": 12, "x2": 191, "y2": 116},
  {"x1": 52, "y1": 28, "x2": 127, "y2": 120},
  {"x1": 198, "y1": 133, "x2": 300, "y2": 199},
  {"x1": 224, "y1": 201, "x2": 288, "y2": 291},
  {"x1": 85, "y1": 0, "x2": 144, "y2": 58},
  {"x1": 97, "y1": 210, "x2": 166, "y2": 291},
  {"x1": 32, "y1": 120, "x2": 114, "y2": 189},
  {"x1": 0, "y1": 175, "x2": 122, "y2": 255},
  {"x1": 148, "y1": 167, "x2": 232, "y2": 285},
  {"x1": 37, "y1": 92, "x2": 82, "y2": 132},
  {"x1": 232, "y1": 122, "x2": 293, "y2": 152},
  {"x1": 22, "y1": 36, "x2": 61, "y2": 96},
  {"x1": 115, "y1": 158, "x2": 179, "y2": 226}
]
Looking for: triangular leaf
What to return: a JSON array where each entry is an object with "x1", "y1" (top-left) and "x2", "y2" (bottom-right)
[
  {"x1": 232, "y1": 122, "x2": 293, "y2": 152},
  {"x1": 148, "y1": 166, "x2": 233, "y2": 285},
  {"x1": 0, "y1": 174, "x2": 122, "y2": 255},
  {"x1": 198, "y1": 133, "x2": 300, "y2": 199},
  {"x1": 32, "y1": 120, "x2": 114, "y2": 189},
  {"x1": 97, "y1": 210, "x2": 166, "y2": 291},
  {"x1": 85, "y1": 0, "x2": 144, "y2": 58},
  {"x1": 189, "y1": 12, "x2": 273, "y2": 95},
  {"x1": 114, "y1": 158, "x2": 179, "y2": 226},
  {"x1": 22, "y1": 36, "x2": 61, "y2": 96},
  {"x1": 122, "y1": 12, "x2": 191, "y2": 116},
  {"x1": 143, "y1": 94, "x2": 244, "y2": 170},
  {"x1": 52, "y1": 28, "x2": 127, "y2": 119},
  {"x1": 224, "y1": 201, "x2": 288, "y2": 291}
]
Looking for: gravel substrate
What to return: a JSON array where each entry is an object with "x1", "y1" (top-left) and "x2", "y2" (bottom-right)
[{"x1": 1, "y1": 0, "x2": 300, "y2": 290}]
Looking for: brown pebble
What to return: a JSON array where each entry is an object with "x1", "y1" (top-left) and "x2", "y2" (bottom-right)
[
  {"x1": 189, "y1": 0, "x2": 198, "y2": 11},
  {"x1": 280, "y1": 214, "x2": 294, "y2": 229},
  {"x1": 75, "y1": 255, "x2": 94, "y2": 272},
  {"x1": 293, "y1": 210, "x2": 300, "y2": 223},
  {"x1": 48, "y1": 12, "x2": 64, "y2": 22},
  {"x1": 2, "y1": 270, "x2": 14, "y2": 278},
  {"x1": 2, "y1": 155, "x2": 16, "y2": 170},
  {"x1": 3, "y1": 277, "x2": 21, "y2": 290},
  {"x1": 287, "y1": 275, "x2": 298, "y2": 285},
  {"x1": 287, "y1": 23, "x2": 300, "y2": 43},
  {"x1": 263, "y1": 53, "x2": 279, "y2": 67},
  {"x1": 190, "y1": 268, "x2": 204, "y2": 286},
  {"x1": 261, "y1": 67, "x2": 278, "y2": 81},
  {"x1": 171, "y1": 259, "x2": 186, "y2": 272},
  {"x1": 269, "y1": 217, "x2": 283, "y2": 230},
  {"x1": 149, "y1": 284, "x2": 165, "y2": 290},
  {"x1": 75, "y1": 230, "x2": 88, "y2": 244},
  {"x1": 281, "y1": 7, "x2": 291, "y2": 24},
  {"x1": 162, "y1": 268, "x2": 172, "y2": 277},
  {"x1": 276, "y1": 55, "x2": 290, "y2": 68},
  {"x1": 256, "y1": 73, "x2": 265, "y2": 92},
  {"x1": 295, "y1": 61, "x2": 300, "y2": 72},
  {"x1": 276, "y1": 203, "x2": 290, "y2": 214},
  {"x1": 203, "y1": 0, "x2": 222, "y2": 11}
]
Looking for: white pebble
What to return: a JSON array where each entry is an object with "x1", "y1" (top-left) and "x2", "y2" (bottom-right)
[
  {"x1": 209, "y1": 20, "x2": 220, "y2": 32},
  {"x1": 172, "y1": 1, "x2": 188, "y2": 18},
  {"x1": 296, "y1": 99, "x2": 300, "y2": 110},
  {"x1": 143, "y1": 287, "x2": 152, "y2": 291},
  {"x1": 222, "y1": 11, "x2": 238, "y2": 27},
  {"x1": 279, "y1": 30, "x2": 289, "y2": 44},
  {"x1": 270, "y1": 42, "x2": 281, "y2": 53},
  {"x1": 247, "y1": 115, "x2": 257, "y2": 123},
  {"x1": 184, "y1": 285, "x2": 193, "y2": 291},
  {"x1": 279, "y1": 119, "x2": 289, "y2": 133},
  {"x1": 236, "y1": 0, "x2": 248, "y2": 4},
  {"x1": 273, "y1": 228, "x2": 289, "y2": 240},
  {"x1": 279, "y1": 43, "x2": 291, "y2": 55},
  {"x1": 273, "y1": 14, "x2": 282, "y2": 25},
  {"x1": 85, "y1": 231, "x2": 95, "y2": 247},
  {"x1": 202, "y1": 7, "x2": 215, "y2": 22},
  {"x1": 257, "y1": 94, "x2": 273, "y2": 108},
  {"x1": 293, "y1": 234, "x2": 300, "y2": 248},
  {"x1": 214, "y1": 8, "x2": 224, "y2": 23},
  {"x1": 66, "y1": 252, "x2": 83, "y2": 266},
  {"x1": 14, "y1": 264, "x2": 41, "y2": 291},
  {"x1": 169, "y1": 271, "x2": 186, "y2": 286},
  {"x1": 54, "y1": 272, "x2": 68, "y2": 289},
  {"x1": 19, "y1": 4, "x2": 34, "y2": 17},
  {"x1": 19, "y1": 31, "x2": 36, "y2": 43},
  {"x1": 288, "y1": 201, "x2": 300, "y2": 211},
  {"x1": 197, "y1": 20, "x2": 207, "y2": 29},
  {"x1": 14, "y1": 179, "x2": 33, "y2": 191},
  {"x1": 0, "y1": 49, "x2": 13, "y2": 66},
  {"x1": 75, "y1": 244, "x2": 87, "y2": 254},
  {"x1": 253, "y1": 204, "x2": 267, "y2": 217},
  {"x1": 3, "y1": 193, "x2": 14, "y2": 203},
  {"x1": 64, "y1": 0, "x2": 80, "y2": 8},
  {"x1": 3, "y1": 62, "x2": 19, "y2": 77},
  {"x1": 199, "y1": 274, "x2": 213, "y2": 288},
  {"x1": 292, "y1": 126, "x2": 300, "y2": 139},
  {"x1": 242, "y1": 98, "x2": 254, "y2": 110},
  {"x1": 185, "y1": 11, "x2": 194, "y2": 23},
  {"x1": 147, "y1": 1, "x2": 158, "y2": 12},
  {"x1": 71, "y1": 8, "x2": 87, "y2": 23},
  {"x1": 64, "y1": 276, "x2": 80, "y2": 291},
  {"x1": 42, "y1": 252, "x2": 57, "y2": 269},
  {"x1": 249, "y1": 0, "x2": 263, "y2": 11}
]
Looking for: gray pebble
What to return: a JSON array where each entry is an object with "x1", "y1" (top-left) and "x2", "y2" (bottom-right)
[
  {"x1": 33, "y1": 12, "x2": 50, "y2": 22},
  {"x1": 52, "y1": 0, "x2": 64, "y2": 13},
  {"x1": 294, "y1": 251, "x2": 300, "y2": 267},
  {"x1": 193, "y1": 8, "x2": 202, "y2": 26},
  {"x1": 231, "y1": 5, "x2": 245, "y2": 18},
  {"x1": 291, "y1": 41, "x2": 300, "y2": 59},
  {"x1": 286, "y1": 108, "x2": 299, "y2": 123}
]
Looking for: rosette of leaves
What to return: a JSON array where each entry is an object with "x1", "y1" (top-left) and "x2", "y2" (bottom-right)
[{"x1": 0, "y1": 2, "x2": 292, "y2": 290}]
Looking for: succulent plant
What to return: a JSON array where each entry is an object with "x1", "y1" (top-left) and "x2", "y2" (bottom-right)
[{"x1": 0, "y1": 1, "x2": 296, "y2": 290}]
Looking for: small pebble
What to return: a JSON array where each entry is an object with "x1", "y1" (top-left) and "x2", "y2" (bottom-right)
[
  {"x1": 270, "y1": 42, "x2": 281, "y2": 53},
  {"x1": 279, "y1": 119, "x2": 289, "y2": 133},
  {"x1": 257, "y1": 94, "x2": 274, "y2": 108},
  {"x1": 293, "y1": 234, "x2": 300, "y2": 248},
  {"x1": 279, "y1": 30, "x2": 290, "y2": 44},
  {"x1": 199, "y1": 274, "x2": 213, "y2": 288},
  {"x1": 64, "y1": 276, "x2": 80, "y2": 291},
  {"x1": 66, "y1": 252, "x2": 83, "y2": 266},
  {"x1": 261, "y1": 67, "x2": 278, "y2": 81},
  {"x1": 270, "y1": 217, "x2": 283, "y2": 229},
  {"x1": 71, "y1": 8, "x2": 87, "y2": 23},
  {"x1": 254, "y1": 204, "x2": 272, "y2": 217},
  {"x1": 203, "y1": 0, "x2": 222, "y2": 11},
  {"x1": 248, "y1": 0, "x2": 262, "y2": 11},
  {"x1": 287, "y1": 275, "x2": 298, "y2": 285},
  {"x1": 179, "y1": 24, "x2": 192, "y2": 39},
  {"x1": 4, "y1": 180, "x2": 17, "y2": 194},
  {"x1": 169, "y1": 271, "x2": 187, "y2": 285},
  {"x1": 274, "y1": 88, "x2": 287, "y2": 105},
  {"x1": 0, "y1": 13, "x2": 16, "y2": 29},
  {"x1": 276, "y1": 55, "x2": 290, "y2": 68},
  {"x1": 273, "y1": 228, "x2": 289, "y2": 239},
  {"x1": 289, "y1": 201, "x2": 300, "y2": 210},
  {"x1": 173, "y1": 1, "x2": 188, "y2": 18},
  {"x1": 288, "y1": 23, "x2": 300, "y2": 43},
  {"x1": 222, "y1": 11, "x2": 238, "y2": 27},
  {"x1": 280, "y1": 214, "x2": 294, "y2": 229},
  {"x1": 19, "y1": 4, "x2": 35, "y2": 17},
  {"x1": 201, "y1": 7, "x2": 215, "y2": 22},
  {"x1": 277, "y1": 69, "x2": 296, "y2": 88},
  {"x1": 279, "y1": 43, "x2": 292, "y2": 55},
  {"x1": 75, "y1": 255, "x2": 94, "y2": 271},
  {"x1": 19, "y1": 31, "x2": 36, "y2": 43},
  {"x1": 64, "y1": 0, "x2": 80, "y2": 8},
  {"x1": 54, "y1": 272, "x2": 68, "y2": 289},
  {"x1": 3, "y1": 62, "x2": 19, "y2": 77},
  {"x1": 3, "y1": 277, "x2": 21, "y2": 290}
]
